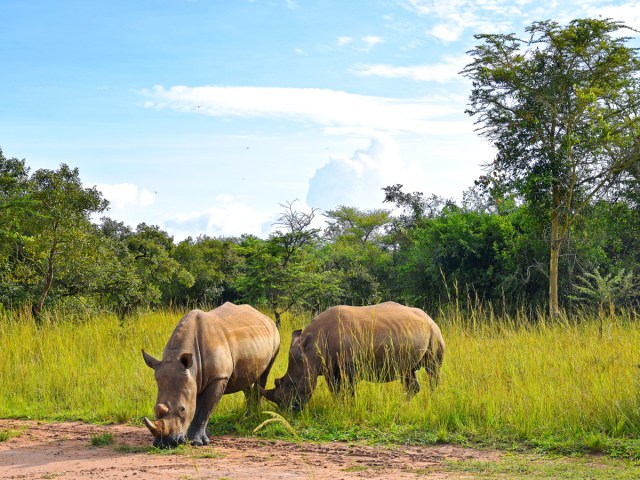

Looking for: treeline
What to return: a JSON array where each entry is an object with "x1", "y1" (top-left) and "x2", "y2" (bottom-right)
[{"x1": 1, "y1": 149, "x2": 638, "y2": 322}]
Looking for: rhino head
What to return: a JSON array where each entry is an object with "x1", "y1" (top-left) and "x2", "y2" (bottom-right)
[
  {"x1": 142, "y1": 349, "x2": 197, "y2": 448},
  {"x1": 261, "y1": 330, "x2": 317, "y2": 411}
]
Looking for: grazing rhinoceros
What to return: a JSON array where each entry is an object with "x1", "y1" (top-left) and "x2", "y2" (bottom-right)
[
  {"x1": 142, "y1": 302, "x2": 280, "y2": 447},
  {"x1": 261, "y1": 302, "x2": 444, "y2": 411}
]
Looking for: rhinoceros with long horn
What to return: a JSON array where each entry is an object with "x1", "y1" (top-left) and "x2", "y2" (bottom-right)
[
  {"x1": 142, "y1": 302, "x2": 280, "y2": 447},
  {"x1": 261, "y1": 302, "x2": 444, "y2": 411}
]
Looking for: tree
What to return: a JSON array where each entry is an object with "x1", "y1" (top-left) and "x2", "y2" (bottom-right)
[
  {"x1": 322, "y1": 206, "x2": 393, "y2": 305},
  {"x1": 236, "y1": 201, "x2": 339, "y2": 325},
  {"x1": 169, "y1": 235, "x2": 242, "y2": 308},
  {"x1": 17, "y1": 165, "x2": 109, "y2": 317},
  {"x1": 462, "y1": 18, "x2": 640, "y2": 316},
  {"x1": 324, "y1": 206, "x2": 391, "y2": 244}
]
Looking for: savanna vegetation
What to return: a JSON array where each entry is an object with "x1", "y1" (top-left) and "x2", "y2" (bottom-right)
[
  {"x1": 1, "y1": 307, "x2": 639, "y2": 462},
  {"x1": 1, "y1": 16, "x2": 640, "y2": 468}
]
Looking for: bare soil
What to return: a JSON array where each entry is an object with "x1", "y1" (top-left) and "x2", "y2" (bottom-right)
[{"x1": 0, "y1": 419, "x2": 501, "y2": 479}]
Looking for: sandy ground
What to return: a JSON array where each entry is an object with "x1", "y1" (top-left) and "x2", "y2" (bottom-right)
[{"x1": 0, "y1": 419, "x2": 502, "y2": 479}]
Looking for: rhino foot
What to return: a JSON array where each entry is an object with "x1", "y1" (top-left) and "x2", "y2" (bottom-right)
[{"x1": 189, "y1": 431, "x2": 210, "y2": 446}]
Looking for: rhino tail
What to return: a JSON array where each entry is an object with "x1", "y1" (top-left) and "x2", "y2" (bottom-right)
[{"x1": 423, "y1": 328, "x2": 445, "y2": 390}]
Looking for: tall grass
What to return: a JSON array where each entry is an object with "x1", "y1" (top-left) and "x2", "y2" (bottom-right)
[{"x1": 1, "y1": 306, "x2": 639, "y2": 458}]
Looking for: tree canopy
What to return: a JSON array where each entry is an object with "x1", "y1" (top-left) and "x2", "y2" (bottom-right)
[{"x1": 462, "y1": 18, "x2": 640, "y2": 315}]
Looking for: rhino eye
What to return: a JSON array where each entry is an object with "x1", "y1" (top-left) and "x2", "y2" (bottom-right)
[{"x1": 178, "y1": 406, "x2": 186, "y2": 418}]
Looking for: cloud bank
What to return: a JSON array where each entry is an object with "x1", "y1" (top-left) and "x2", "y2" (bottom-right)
[
  {"x1": 96, "y1": 183, "x2": 156, "y2": 210},
  {"x1": 400, "y1": 0, "x2": 640, "y2": 42},
  {"x1": 306, "y1": 135, "x2": 425, "y2": 211},
  {"x1": 163, "y1": 194, "x2": 273, "y2": 240},
  {"x1": 350, "y1": 55, "x2": 468, "y2": 83},
  {"x1": 142, "y1": 85, "x2": 468, "y2": 136}
]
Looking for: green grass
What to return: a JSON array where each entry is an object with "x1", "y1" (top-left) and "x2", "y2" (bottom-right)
[
  {"x1": 90, "y1": 432, "x2": 114, "y2": 446},
  {"x1": 1, "y1": 306, "x2": 639, "y2": 465},
  {"x1": 443, "y1": 453, "x2": 640, "y2": 479},
  {"x1": 0, "y1": 429, "x2": 21, "y2": 442}
]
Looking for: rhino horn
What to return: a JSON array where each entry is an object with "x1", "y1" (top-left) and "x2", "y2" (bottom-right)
[
  {"x1": 143, "y1": 416, "x2": 158, "y2": 435},
  {"x1": 155, "y1": 403, "x2": 169, "y2": 417}
]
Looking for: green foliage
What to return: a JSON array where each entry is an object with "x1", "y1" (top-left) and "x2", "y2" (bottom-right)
[
  {"x1": 236, "y1": 202, "x2": 341, "y2": 323},
  {"x1": 321, "y1": 205, "x2": 393, "y2": 305},
  {"x1": 463, "y1": 18, "x2": 640, "y2": 314},
  {"x1": 0, "y1": 159, "x2": 109, "y2": 317},
  {"x1": 572, "y1": 268, "x2": 639, "y2": 309},
  {"x1": 168, "y1": 235, "x2": 242, "y2": 308}
]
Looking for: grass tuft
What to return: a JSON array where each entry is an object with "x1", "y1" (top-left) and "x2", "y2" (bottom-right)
[
  {"x1": 0, "y1": 429, "x2": 21, "y2": 442},
  {"x1": 91, "y1": 432, "x2": 114, "y2": 447},
  {"x1": 253, "y1": 411, "x2": 298, "y2": 437}
]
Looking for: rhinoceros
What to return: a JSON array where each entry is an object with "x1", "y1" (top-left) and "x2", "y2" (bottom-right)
[
  {"x1": 261, "y1": 302, "x2": 444, "y2": 411},
  {"x1": 142, "y1": 302, "x2": 280, "y2": 447}
]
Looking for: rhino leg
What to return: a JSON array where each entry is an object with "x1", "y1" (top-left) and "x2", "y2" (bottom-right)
[
  {"x1": 401, "y1": 370, "x2": 420, "y2": 397},
  {"x1": 243, "y1": 386, "x2": 261, "y2": 415},
  {"x1": 243, "y1": 348, "x2": 280, "y2": 415},
  {"x1": 187, "y1": 378, "x2": 228, "y2": 446},
  {"x1": 259, "y1": 348, "x2": 279, "y2": 389},
  {"x1": 326, "y1": 364, "x2": 355, "y2": 397}
]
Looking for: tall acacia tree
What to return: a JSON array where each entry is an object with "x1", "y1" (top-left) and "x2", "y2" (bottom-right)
[{"x1": 462, "y1": 18, "x2": 640, "y2": 316}]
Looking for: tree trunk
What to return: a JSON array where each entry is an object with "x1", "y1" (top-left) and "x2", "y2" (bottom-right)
[
  {"x1": 33, "y1": 241, "x2": 57, "y2": 322},
  {"x1": 274, "y1": 310, "x2": 281, "y2": 327},
  {"x1": 549, "y1": 196, "x2": 561, "y2": 318}
]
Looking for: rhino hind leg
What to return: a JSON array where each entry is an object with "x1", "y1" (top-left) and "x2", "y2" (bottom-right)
[
  {"x1": 258, "y1": 347, "x2": 279, "y2": 389},
  {"x1": 187, "y1": 378, "x2": 228, "y2": 446},
  {"x1": 244, "y1": 348, "x2": 280, "y2": 415},
  {"x1": 401, "y1": 370, "x2": 420, "y2": 397}
]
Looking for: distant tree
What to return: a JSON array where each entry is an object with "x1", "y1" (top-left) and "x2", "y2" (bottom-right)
[
  {"x1": 0, "y1": 150, "x2": 33, "y2": 240},
  {"x1": 236, "y1": 201, "x2": 339, "y2": 325},
  {"x1": 126, "y1": 223, "x2": 194, "y2": 310},
  {"x1": 324, "y1": 206, "x2": 391, "y2": 244},
  {"x1": 16, "y1": 164, "x2": 109, "y2": 318},
  {"x1": 322, "y1": 206, "x2": 393, "y2": 305},
  {"x1": 462, "y1": 18, "x2": 640, "y2": 316},
  {"x1": 169, "y1": 235, "x2": 242, "y2": 308}
]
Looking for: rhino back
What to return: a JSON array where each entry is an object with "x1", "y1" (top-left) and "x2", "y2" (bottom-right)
[
  {"x1": 166, "y1": 303, "x2": 279, "y2": 393},
  {"x1": 302, "y1": 302, "x2": 432, "y2": 372}
]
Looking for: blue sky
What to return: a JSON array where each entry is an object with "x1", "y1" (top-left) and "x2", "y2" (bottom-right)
[{"x1": 2, "y1": 0, "x2": 639, "y2": 240}]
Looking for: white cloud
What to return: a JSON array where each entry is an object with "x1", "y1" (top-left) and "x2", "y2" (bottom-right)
[
  {"x1": 164, "y1": 194, "x2": 273, "y2": 240},
  {"x1": 350, "y1": 54, "x2": 468, "y2": 82},
  {"x1": 401, "y1": 0, "x2": 640, "y2": 42},
  {"x1": 306, "y1": 135, "x2": 426, "y2": 211},
  {"x1": 401, "y1": 0, "x2": 524, "y2": 42},
  {"x1": 362, "y1": 35, "x2": 383, "y2": 47},
  {"x1": 294, "y1": 48, "x2": 307, "y2": 55},
  {"x1": 96, "y1": 183, "x2": 156, "y2": 210},
  {"x1": 142, "y1": 85, "x2": 470, "y2": 135},
  {"x1": 591, "y1": 3, "x2": 640, "y2": 31},
  {"x1": 337, "y1": 36, "x2": 353, "y2": 46}
]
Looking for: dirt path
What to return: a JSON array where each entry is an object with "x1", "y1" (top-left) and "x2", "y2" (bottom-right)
[{"x1": 0, "y1": 419, "x2": 502, "y2": 479}]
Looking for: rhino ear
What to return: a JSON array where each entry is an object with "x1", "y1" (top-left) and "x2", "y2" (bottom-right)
[
  {"x1": 179, "y1": 352, "x2": 194, "y2": 370},
  {"x1": 291, "y1": 329, "x2": 302, "y2": 343},
  {"x1": 142, "y1": 349, "x2": 161, "y2": 370}
]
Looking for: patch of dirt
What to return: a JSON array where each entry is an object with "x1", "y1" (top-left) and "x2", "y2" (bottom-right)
[{"x1": 0, "y1": 419, "x2": 500, "y2": 479}]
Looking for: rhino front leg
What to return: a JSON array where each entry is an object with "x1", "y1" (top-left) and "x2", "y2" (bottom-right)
[{"x1": 187, "y1": 378, "x2": 228, "y2": 446}]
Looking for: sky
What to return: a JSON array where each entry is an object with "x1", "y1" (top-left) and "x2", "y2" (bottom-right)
[{"x1": 2, "y1": 0, "x2": 640, "y2": 241}]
